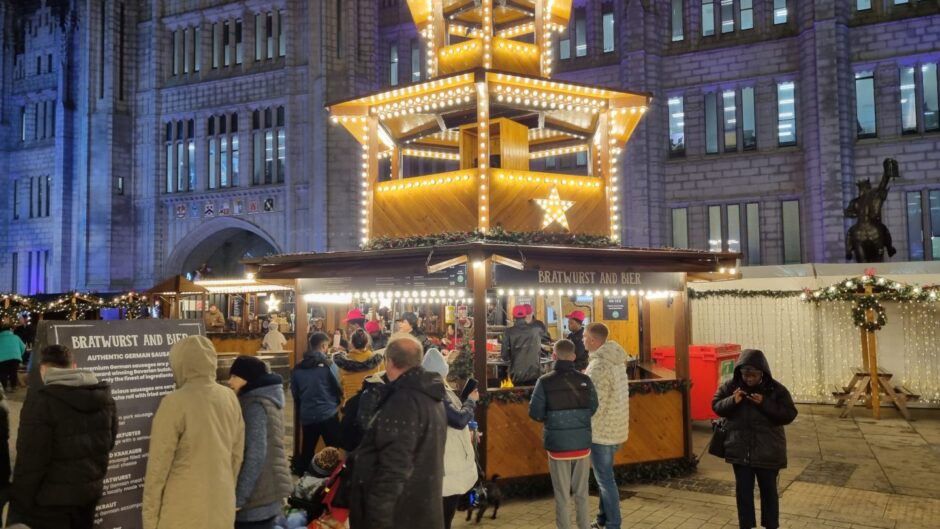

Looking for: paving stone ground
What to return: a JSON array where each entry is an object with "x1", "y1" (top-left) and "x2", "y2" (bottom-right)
[{"x1": 6, "y1": 392, "x2": 940, "y2": 529}]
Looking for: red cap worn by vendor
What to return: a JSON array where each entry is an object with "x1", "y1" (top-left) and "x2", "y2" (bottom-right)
[
  {"x1": 343, "y1": 309, "x2": 366, "y2": 324},
  {"x1": 565, "y1": 310, "x2": 586, "y2": 323},
  {"x1": 523, "y1": 304, "x2": 534, "y2": 316},
  {"x1": 512, "y1": 305, "x2": 528, "y2": 319},
  {"x1": 364, "y1": 320, "x2": 382, "y2": 334}
]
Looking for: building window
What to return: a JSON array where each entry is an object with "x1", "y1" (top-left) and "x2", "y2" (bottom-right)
[
  {"x1": 13, "y1": 180, "x2": 19, "y2": 220},
  {"x1": 708, "y1": 205, "x2": 723, "y2": 252},
  {"x1": 782, "y1": 199, "x2": 801, "y2": 264},
  {"x1": 855, "y1": 71, "x2": 876, "y2": 138},
  {"x1": 672, "y1": 208, "x2": 689, "y2": 248},
  {"x1": 278, "y1": 10, "x2": 286, "y2": 58},
  {"x1": 559, "y1": 25, "x2": 571, "y2": 59},
  {"x1": 857, "y1": 0, "x2": 872, "y2": 10},
  {"x1": 389, "y1": 44, "x2": 399, "y2": 86},
  {"x1": 194, "y1": 26, "x2": 201, "y2": 72},
  {"x1": 931, "y1": 190, "x2": 940, "y2": 260},
  {"x1": 742, "y1": 87, "x2": 755, "y2": 150},
  {"x1": 602, "y1": 3, "x2": 615, "y2": 53},
  {"x1": 10, "y1": 253, "x2": 17, "y2": 292},
  {"x1": 773, "y1": 0, "x2": 788, "y2": 24},
  {"x1": 255, "y1": 13, "x2": 264, "y2": 60},
  {"x1": 20, "y1": 107, "x2": 26, "y2": 141},
  {"x1": 212, "y1": 22, "x2": 222, "y2": 69},
  {"x1": 901, "y1": 66, "x2": 918, "y2": 134},
  {"x1": 923, "y1": 63, "x2": 940, "y2": 132},
  {"x1": 252, "y1": 107, "x2": 285, "y2": 185},
  {"x1": 668, "y1": 96, "x2": 685, "y2": 156},
  {"x1": 253, "y1": 11, "x2": 284, "y2": 61},
  {"x1": 727, "y1": 204, "x2": 741, "y2": 253},
  {"x1": 894, "y1": 0, "x2": 909, "y2": 4},
  {"x1": 266, "y1": 13, "x2": 275, "y2": 59},
  {"x1": 722, "y1": 90, "x2": 737, "y2": 152},
  {"x1": 746, "y1": 202, "x2": 761, "y2": 264},
  {"x1": 907, "y1": 191, "x2": 924, "y2": 260},
  {"x1": 702, "y1": 1, "x2": 715, "y2": 37},
  {"x1": 671, "y1": 0, "x2": 684, "y2": 42},
  {"x1": 777, "y1": 81, "x2": 797, "y2": 146},
  {"x1": 740, "y1": 0, "x2": 753, "y2": 30},
  {"x1": 575, "y1": 151, "x2": 587, "y2": 167},
  {"x1": 574, "y1": 8, "x2": 587, "y2": 57},
  {"x1": 705, "y1": 92, "x2": 718, "y2": 154},
  {"x1": 720, "y1": 0, "x2": 734, "y2": 34},
  {"x1": 165, "y1": 120, "x2": 195, "y2": 193},
  {"x1": 27, "y1": 250, "x2": 48, "y2": 295},
  {"x1": 28, "y1": 176, "x2": 51, "y2": 218},
  {"x1": 411, "y1": 40, "x2": 421, "y2": 82}
]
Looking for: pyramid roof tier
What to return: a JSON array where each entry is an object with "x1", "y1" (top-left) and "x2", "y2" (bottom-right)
[{"x1": 328, "y1": 71, "x2": 651, "y2": 151}]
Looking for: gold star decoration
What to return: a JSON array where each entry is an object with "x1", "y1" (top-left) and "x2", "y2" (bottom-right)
[{"x1": 534, "y1": 186, "x2": 575, "y2": 230}]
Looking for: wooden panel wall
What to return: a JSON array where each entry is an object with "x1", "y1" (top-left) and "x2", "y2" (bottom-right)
[
  {"x1": 372, "y1": 171, "x2": 479, "y2": 238},
  {"x1": 490, "y1": 172, "x2": 607, "y2": 235},
  {"x1": 592, "y1": 296, "x2": 640, "y2": 357},
  {"x1": 485, "y1": 390, "x2": 685, "y2": 479},
  {"x1": 649, "y1": 298, "x2": 676, "y2": 349},
  {"x1": 495, "y1": 118, "x2": 529, "y2": 170}
]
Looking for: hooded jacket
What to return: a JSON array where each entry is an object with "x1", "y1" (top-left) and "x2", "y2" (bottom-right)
[
  {"x1": 585, "y1": 340, "x2": 630, "y2": 445},
  {"x1": 567, "y1": 327, "x2": 588, "y2": 371},
  {"x1": 235, "y1": 374, "x2": 292, "y2": 522},
  {"x1": 334, "y1": 348, "x2": 385, "y2": 404},
  {"x1": 349, "y1": 366, "x2": 447, "y2": 529},
  {"x1": 11, "y1": 367, "x2": 117, "y2": 521},
  {"x1": 340, "y1": 372, "x2": 388, "y2": 452},
  {"x1": 422, "y1": 349, "x2": 478, "y2": 497},
  {"x1": 500, "y1": 319, "x2": 544, "y2": 385},
  {"x1": 529, "y1": 360, "x2": 598, "y2": 453},
  {"x1": 143, "y1": 336, "x2": 245, "y2": 529},
  {"x1": 712, "y1": 349, "x2": 798, "y2": 469},
  {"x1": 290, "y1": 349, "x2": 342, "y2": 425}
]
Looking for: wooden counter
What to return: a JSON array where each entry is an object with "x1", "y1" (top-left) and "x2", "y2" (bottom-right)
[
  {"x1": 208, "y1": 332, "x2": 295, "y2": 356},
  {"x1": 484, "y1": 382, "x2": 685, "y2": 479}
]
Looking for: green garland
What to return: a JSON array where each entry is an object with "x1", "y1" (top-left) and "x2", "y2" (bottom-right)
[
  {"x1": 802, "y1": 274, "x2": 940, "y2": 304},
  {"x1": 852, "y1": 296, "x2": 886, "y2": 332},
  {"x1": 495, "y1": 457, "x2": 698, "y2": 499},
  {"x1": 480, "y1": 378, "x2": 686, "y2": 406},
  {"x1": 362, "y1": 226, "x2": 616, "y2": 251},
  {"x1": 0, "y1": 292, "x2": 150, "y2": 321},
  {"x1": 689, "y1": 289, "x2": 803, "y2": 300}
]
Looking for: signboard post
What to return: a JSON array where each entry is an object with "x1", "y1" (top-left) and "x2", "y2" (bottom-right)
[{"x1": 36, "y1": 320, "x2": 204, "y2": 529}]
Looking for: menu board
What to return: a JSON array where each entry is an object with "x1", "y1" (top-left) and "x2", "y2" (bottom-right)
[{"x1": 39, "y1": 320, "x2": 204, "y2": 528}]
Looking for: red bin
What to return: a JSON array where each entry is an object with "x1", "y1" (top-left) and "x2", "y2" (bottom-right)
[{"x1": 651, "y1": 343, "x2": 741, "y2": 420}]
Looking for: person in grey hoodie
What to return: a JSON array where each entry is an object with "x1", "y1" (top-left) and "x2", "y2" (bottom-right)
[
  {"x1": 228, "y1": 356, "x2": 293, "y2": 529},
  {"x1": 10, "y1": 344, "x2": 117, "y2": 529}
]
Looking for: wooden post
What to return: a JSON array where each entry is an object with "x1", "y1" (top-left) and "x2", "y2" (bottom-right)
[
  {"x1": 672, "y1": 281, "x2": 693, "y2": 461},
  {"x1": 864, "y1": 285, "x2": 880, "y2": 419},
  {"x1": 292, "y1": 280, "x2": 307, "y2": 457},
  {"x1": 470, "y1": 253, "x2": 490, "y2": 390}
]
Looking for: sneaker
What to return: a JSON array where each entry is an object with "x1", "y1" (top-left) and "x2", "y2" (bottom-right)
[{"x1": 590, "y1": 521, "x2": 604, "y2": 529}]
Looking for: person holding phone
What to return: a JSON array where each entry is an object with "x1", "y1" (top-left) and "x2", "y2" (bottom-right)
[{"x1": 712, "y1": 349, "x2": 798, "y2": 529}]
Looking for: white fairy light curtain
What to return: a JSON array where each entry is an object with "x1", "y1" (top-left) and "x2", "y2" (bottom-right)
[{"x1": 691, "y1": 295, "x2": 940, "y2": 403}]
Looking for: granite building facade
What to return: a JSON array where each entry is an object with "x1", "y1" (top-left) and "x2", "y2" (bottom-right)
[{"x1": 1, "y1": 0, "x2": 939, "y2": 293}]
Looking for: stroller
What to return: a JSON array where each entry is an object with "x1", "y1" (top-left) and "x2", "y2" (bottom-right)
[{"x1": 286, "y1": 458, "x2": 350, "y2": 529}]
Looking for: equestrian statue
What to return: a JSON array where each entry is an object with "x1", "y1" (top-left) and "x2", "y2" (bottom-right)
[{"x1": 844, "y1": 158, "x2": 898, "y2": 263}]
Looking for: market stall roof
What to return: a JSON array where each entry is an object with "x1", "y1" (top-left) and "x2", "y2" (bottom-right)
[
  {"x1": 146, "y1": 275, "x2": 209, "y2": 296},
  {"x1": 194, "y1": 278, "x2": 295, "y2": 294},
  {"x1": 253, "y1": 242, "x2": 739, "y2": 281}
]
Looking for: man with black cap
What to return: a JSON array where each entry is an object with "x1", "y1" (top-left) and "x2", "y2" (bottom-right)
[
  {"x1": 565, "y1": 310, "x2": 589, "y2": 371},
  {"x1": 397, "y1": 312, "x2": 434, "y2": 353},
  {"x1": 500, "y1": 305, "x2": 545, "y2": 386},
  {"x1": 227, "y1": 356, "x2": 292, "y2": 529}
]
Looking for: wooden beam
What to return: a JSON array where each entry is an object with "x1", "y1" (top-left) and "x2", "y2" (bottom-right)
[
  {"x1": 490, "y1": 253, "x2": 524, "y2": 270},
  {"x1": 427, "y1": 255, "x2": 469, "y2": 274},
  {"x1": 292, "y1": 280, "x2": 308, "y2": 456}
]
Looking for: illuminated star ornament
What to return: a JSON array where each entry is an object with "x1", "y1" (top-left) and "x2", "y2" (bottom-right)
[
  {"x1": 266, "y1": 295, "x2": 281, "y2": 313},
  {"x1": 535, "y1": 186, "x2": 575, "y2": 230}
]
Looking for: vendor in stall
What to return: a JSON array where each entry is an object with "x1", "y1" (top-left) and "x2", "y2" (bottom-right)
[
  {"x1": 565, "y1": 310, "x2": 589, "y2": 371},
  {"x1": 397, "y1": 312, "x2": 434, "y2": 353},
  {"x1": 365, "y1": 320, "x2": 387, "y2": 351},
  {"x1": 523, "y1": 304, "x2": 552, "y2": 349},
  {"x1": 204, "y1": 304, "x2": 226, "y2": 333},
  {"x1": 500, "y1": 305, "x2": 546, "y2": 386}
]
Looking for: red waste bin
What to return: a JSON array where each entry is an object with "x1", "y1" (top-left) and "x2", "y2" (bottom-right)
[{"x1": 651, "y1": 343, "x2": 741, "y2": 420}]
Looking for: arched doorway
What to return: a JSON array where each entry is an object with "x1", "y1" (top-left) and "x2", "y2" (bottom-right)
[{"x1": 166, "y1": 219, "x2": 281, "y2": 279}]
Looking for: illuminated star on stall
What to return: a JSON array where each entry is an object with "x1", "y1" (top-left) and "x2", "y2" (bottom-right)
[
  {"x1": 535, "y1": 186, "x2": 575, "y2": 230},
  {"x1": 266, "y1": 295, "x2": 281, "y2": 313}
]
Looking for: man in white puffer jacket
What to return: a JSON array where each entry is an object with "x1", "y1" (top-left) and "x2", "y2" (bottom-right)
[{"x1": 584, "y1": 323, "x2": 630, "y2": 529}]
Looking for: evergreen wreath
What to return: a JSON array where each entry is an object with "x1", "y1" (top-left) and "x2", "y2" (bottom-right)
[{"x1": 852, "y1": 296, "x2": 887, "y2": 332}]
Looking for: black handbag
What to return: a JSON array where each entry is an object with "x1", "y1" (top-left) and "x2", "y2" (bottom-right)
[{"x1": 708, "y1": 418, "x2": 728, "y2": 458}]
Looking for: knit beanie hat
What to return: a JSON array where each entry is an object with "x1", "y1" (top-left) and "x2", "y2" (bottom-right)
[
  {"x1": 421, "y1": 348, "x2": 449, "y2": 378},
  {"x1": 229, "y1": 355, "x2": 268, "y2": 383},
  {"x1": 312, "y1": 446, "x2": 344, "y2": 477}
]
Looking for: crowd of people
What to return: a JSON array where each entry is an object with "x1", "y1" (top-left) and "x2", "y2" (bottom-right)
[{"x1": 0, "y1": 304, "x2": 798, "y2": 529}]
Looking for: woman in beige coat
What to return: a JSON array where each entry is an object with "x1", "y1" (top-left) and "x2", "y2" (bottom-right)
[{"x1": 143, "y1": 336, "x2": 245, "y2": 529}]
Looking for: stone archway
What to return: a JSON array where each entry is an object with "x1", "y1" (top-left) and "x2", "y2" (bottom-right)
[{"x1": 165, "y1": 218, "x2": 281, "y2": 279}]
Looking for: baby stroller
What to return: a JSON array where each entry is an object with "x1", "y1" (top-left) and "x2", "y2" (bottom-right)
[{"x1": 286, "y1": 458, "x2": 350, "y2": 529}]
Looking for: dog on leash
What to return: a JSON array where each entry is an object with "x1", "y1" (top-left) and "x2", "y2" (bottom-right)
[{"x1": 459, "y1": 474, "x2": 503, "y2": 523}]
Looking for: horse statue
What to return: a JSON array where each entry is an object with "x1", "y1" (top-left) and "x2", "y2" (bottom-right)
[{"x1": 845, "y1": 158, "x2": 898, "y2": 263}]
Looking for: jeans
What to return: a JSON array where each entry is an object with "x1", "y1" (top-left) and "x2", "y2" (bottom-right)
[
  {"x1": 590, "y1": 443, "x2": 621, "y2": 529},
  {"x1": 235, "y1": 517, "x2": 276, "y2": 529},
  {"x1": 732, "y1": 464, "x2": 779, "y2": 529},
  {"x1": 296, "y1": 415, "x2": 342, "y2": 475},
  {"x1": 548, "y1": 456, "x2": 592, "y2": 529}
]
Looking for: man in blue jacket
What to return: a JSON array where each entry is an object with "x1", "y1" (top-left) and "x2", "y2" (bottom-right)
[
  {"x1": 529, "y1": 339, "x2": 598, "y2": 529},
  {"x1": 290, "y1": 332, "x2": 343, "y2": 476}
]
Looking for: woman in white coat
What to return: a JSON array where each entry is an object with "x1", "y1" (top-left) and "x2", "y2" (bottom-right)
[{"x1": 422, "y1": 348, "x2": 480, "y2": 529}]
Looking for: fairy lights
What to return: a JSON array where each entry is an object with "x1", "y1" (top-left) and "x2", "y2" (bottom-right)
[
  {"x1": 535, "y1": 186, "x2": 575, "y2": 230},
  {"x1": 477, "y1": 79, "x2": 490, "y2": 232},
  {"x1": 494, "y1": 171, "x2": 602, "y2": 189},
  {"x1": 401, "y1": 148, "x2": 460, "y2": 161},
  {"x1": 529, "y1": 144, "x2": 589, "y2": 159},
  {"x1": 376, "y1": 171, "x2": 474, "y2": 193}
]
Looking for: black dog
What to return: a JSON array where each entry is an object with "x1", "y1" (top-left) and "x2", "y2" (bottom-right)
[{"x1": 459, "y1": 474, "x2": 502, "y2": 523}]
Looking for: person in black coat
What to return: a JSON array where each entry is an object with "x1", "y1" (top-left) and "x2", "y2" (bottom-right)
[
  {"x1": 500, "y1": 305, "x2": 545, "y2": 386},
  {"x1": 348, "y1": 335, "x2": 447, "y2": 529},
  {"x1": 712, "y1": 349, "x2": 797, "y2": 529},
  {"x1": 10, "y1": 344, "x2": 118, "y2": 529},
  {"x1": 564, "y1": 310, "x2": 589, "y2": 371}
]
